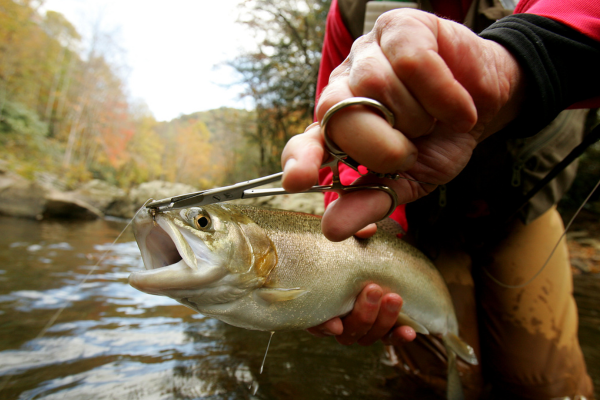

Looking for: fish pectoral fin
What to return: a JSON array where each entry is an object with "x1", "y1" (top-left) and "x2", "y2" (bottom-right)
[
  {"x1": 397, "y1": 312, "x2": 429, "y2": 335},
  {"x1": 444, "y1": 332, "x2": 478, "y2": 365},
  {"x1": 254, "y1": 287, "x2": 307, "y2": 304}
]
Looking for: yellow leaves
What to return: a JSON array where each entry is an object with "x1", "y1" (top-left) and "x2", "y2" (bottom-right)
[
  {"x1": 0, "y1": 0, "x2": 304, "y2": 190},
  {"x1": 123, "y1": 116, "x2": 164, "y2": 184},
  {"x1": 169, "y1": 119, "x2": 214, "y2": 187}
]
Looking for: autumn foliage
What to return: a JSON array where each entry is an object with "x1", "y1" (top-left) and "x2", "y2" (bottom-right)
[{"x1": 0, "y1": 0, "x2": 328, "y2": 190}]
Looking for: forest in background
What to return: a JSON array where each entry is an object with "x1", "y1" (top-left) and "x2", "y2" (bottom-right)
[
  {"x1": 3, "y1": 0, "x2": 600, "y2": 213},
  {"x1": 0, "y1": 0, "x2": 330, "y2": 190}
]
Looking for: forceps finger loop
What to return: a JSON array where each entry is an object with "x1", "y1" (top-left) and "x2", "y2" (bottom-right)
[
  {"x1": 321, "y1": 97, "x2": 395, "y2": 158},
  {"x1": 321, "y1": 97, "x2": 401, "y2": 181},
  {"x1": 320, "y1": 97, "x2": 401, "y2": 219},
  {"x1": 341, "y1": 184, "x2": 399, "y2": 220}
]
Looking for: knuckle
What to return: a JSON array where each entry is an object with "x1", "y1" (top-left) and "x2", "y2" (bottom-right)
[
  {"x1": 357, "y1": 310, "x2": 377, "y2": 326},
  {"x1": 373, "y1": 9, "x2": 407, "y2": 32},
  {"x1": 375, "y1": 143, "x2": 410, "y2": 173},
  {"x1": 316, "y1": 89, "x2": 347, "y2": 122},
  {"x1": 350, "y1": 34, "x2": 372, "y2": 52},
  {"x1": 374, "y1": 11, "x2": 396, "y2": 29},
  {"x1": 389, "y1": 50, "x2": 424, "y2": 79},
  {"x1": 329, "y1": 61, "x2": 350, "y2": 84},
  {"x1": 373, "y1": 9, "x2": 424, "y2": 38},
  {"x1": 349, "y1": 56, "x2": 388, "y2": 95}
]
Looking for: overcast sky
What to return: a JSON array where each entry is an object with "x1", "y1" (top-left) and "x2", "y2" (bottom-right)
[{"x1": 41, "y1": 0, "x2": 255, "y2": 121}]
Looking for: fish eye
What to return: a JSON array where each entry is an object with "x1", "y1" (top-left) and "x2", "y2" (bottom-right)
[{"x1": 194, "y1": 213, "x2": 211, "y2": 230}]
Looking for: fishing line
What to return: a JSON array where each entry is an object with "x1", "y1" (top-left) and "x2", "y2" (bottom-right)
[
  {"x1": 0, "y1": 201, "x2": 151, "y2": 394},
  {"x1": 260, "y1": 331, "x2": 275, "y2": 374},
  {"x1": 483, "y1": 175, "x2": 600, "y2": 289}
]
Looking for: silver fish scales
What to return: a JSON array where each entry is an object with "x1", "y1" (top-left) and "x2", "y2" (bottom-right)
[{"x1": 129, "y1": 203, "x2": 477, "y2": 400}]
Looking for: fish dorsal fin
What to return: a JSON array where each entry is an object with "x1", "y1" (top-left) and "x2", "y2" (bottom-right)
[
  {"x1": 444, "y1": 332, "x2": 478, "y2": 365},
  {"x1": 397, "y1": 312, "x2": 429, "y2": 334},
  {"x1": 254, "y1": 288, "x2": 307, "y2": 304}
]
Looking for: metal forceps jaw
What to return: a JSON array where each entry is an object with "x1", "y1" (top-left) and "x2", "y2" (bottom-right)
[{"x1": 145, "y1": 172, "x2": 285, "y2": 212}]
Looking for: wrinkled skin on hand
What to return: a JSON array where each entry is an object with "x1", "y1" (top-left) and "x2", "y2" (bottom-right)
[
  {"x1": 281, "y1": 9, "x2": 525, "y2": 345},
  {"x1": 282, "y1": 9, "x2": 524, "y2": 242}
]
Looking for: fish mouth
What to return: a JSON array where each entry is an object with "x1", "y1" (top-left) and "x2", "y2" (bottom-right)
[
  {"x1": 130, "y1": 210, "x2": 225, "y2": 295},
  {"x1": 134, "y1": 211, "x2": 200, "y2": 272},
  {"x1": 143, "y1": 223, "x2": 183, "y2": 269}
]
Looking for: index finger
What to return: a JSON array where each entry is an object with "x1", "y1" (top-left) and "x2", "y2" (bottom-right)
[{"x1": 281, "y1": 123, "x2": 326, "y2": 193}]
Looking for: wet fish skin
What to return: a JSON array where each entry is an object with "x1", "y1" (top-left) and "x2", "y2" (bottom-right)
[
  {"x1": 131, "y1": 204, "x2": 450, "y2": 331},
  {"x1": 129, "y1": 203, "x2": 476, "y2": 400}
]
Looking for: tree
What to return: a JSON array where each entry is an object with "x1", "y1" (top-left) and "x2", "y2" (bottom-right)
[
  {"x1": 230, "y1": 0, "x2": 330, "y2": 174},
  {"x1": 0, "y1": 1, "x2": 138, "y2": 186}
]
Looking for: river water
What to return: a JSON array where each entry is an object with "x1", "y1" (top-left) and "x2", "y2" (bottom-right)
[{"x1": 0, "y1": 215, "x2": 598, "y2": 399}]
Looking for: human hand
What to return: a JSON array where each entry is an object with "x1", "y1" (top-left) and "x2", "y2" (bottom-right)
[
  {"x1": 306, "y1": 283, "x2": 417, "y2": 346},
  {"x1": 282, "y1": 9, "x2": 525, "y2": 241}
]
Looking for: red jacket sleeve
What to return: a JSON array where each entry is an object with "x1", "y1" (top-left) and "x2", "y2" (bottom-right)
[
  {"x1": 514, "y1": 1, "x2": 600, "y2": 109},
  {"x1": 516, "y1": 0, "x2": 600, "y2": 42}
]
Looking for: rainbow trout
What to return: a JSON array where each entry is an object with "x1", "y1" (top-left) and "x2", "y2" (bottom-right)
[{"x1": 129, "y1": 203, "x2": 477, "y2": 400}]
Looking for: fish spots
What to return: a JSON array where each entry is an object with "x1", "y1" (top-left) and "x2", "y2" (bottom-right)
[
  {"x1": 515, "y1": 289, "x2": 524, "y2": 304},
  {"x1": 512, "y1": 289, "x2": 525, "y2": 312}
]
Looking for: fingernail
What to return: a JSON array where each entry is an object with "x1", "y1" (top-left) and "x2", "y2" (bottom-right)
[
  {"x1": 385, "y1": 299, "x2": 401, "y2": 313},
  {"x1": 367, "y1": 288, "x2": 382, "y2": 304},
  {"x1": 283, "y1": 158, "x2": 297, "y2": 173}
]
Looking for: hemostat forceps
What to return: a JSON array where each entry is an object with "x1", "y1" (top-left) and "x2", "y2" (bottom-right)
[{"x1": 146, "y1": 97, "x2": 400, "y2": 219}]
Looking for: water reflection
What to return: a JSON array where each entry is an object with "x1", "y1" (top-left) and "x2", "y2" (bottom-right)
[
  {"x1": 0, "y1": 216, "x2": 400, "y2": 400},
  {"x1": 0, "y1": 215, "x2": 597, "y2": 399}
]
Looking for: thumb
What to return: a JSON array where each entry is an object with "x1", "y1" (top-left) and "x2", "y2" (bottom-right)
[{"x1": 321, "y1": 190, "x2": 391, "y2": 241}]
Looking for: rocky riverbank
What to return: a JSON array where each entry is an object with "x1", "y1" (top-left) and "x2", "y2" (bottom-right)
[
  {"x1": 4, "y1": 166, "x2": 600, "y2": 276},
  {"x1": 0, "y1": 167, "x2": 325, "y2": 221}
]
